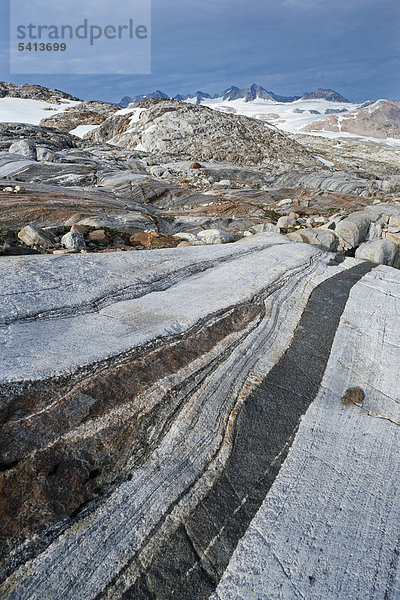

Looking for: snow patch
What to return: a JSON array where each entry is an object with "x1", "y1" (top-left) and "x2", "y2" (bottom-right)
[
  {"x1": 69, "y1": 124, "x2": 100, "y2": 138},
  {"x1": 0, "y1": 97, "x2": 80, "y2": 125}
]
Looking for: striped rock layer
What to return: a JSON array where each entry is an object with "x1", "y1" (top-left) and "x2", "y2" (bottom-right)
[{"x1": 0, "y1": 234, "x2": 399, "y2": 600}]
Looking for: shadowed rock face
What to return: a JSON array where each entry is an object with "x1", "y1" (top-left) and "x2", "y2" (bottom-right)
[
  {"x1": 86, "y1": 101, "x2": 317, "y2": 169},
  {"x1": 301, "y1": 88, "x2": 349, "y2": 102},
  {"x1": 1, "y1": 237, "x2": 399, "y2": 600},
  {"x1": 302, "y1": 99, "x2": 400, "y2": 139}
]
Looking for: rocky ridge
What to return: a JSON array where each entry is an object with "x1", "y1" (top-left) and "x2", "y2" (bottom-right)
[
  {"x1": 86, "y1": 100, "x2": 320, "y2": 168},
  {"x1": 120, "y1": 84, "x2": 349, "y2": 106}
]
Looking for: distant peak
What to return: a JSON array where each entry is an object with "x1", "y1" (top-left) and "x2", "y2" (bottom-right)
[{"x1": 301, "y1": 89, "x2": 349, "y2": 102}]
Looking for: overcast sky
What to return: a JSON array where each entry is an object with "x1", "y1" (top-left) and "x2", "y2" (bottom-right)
[{"x1": 0, "y1": 0, "x2": 398, "y2": 103}]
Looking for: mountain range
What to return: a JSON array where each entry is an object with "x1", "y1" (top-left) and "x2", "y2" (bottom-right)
[{"x1": 119, "y1": 84, "x2": 349, "y2": 107}]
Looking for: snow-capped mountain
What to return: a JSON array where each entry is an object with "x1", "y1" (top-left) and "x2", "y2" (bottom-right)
[
  {"x1": 119, "y1": 90, "x2": 170, "y2": 107},
  {"x1": 120, "y1": 84, "x2": 349, "y2": 107}
]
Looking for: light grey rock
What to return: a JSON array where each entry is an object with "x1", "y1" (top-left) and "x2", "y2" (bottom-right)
[
  {"x1": 36, "y1": 147, "x2": 58, "y2": 162},
  {"x1": 9, "y1": 139, "x2": 37, "y2": 160},
  {"x1": 355, "y1": 239, "x2": 399, "y2": 267},
  {"x1": 251, "y1": 223, "x2": 279, "y2": 234},
  {"x1": 288, "y1": 228, "x2": 339, "y2": 252},
  {"x1": 197, "y1": 228, "x2": 234, "y2": 244},
  {"x1": 75, "y1": 213, "x2": 157, "y2": 232},
  {"x1": 277, "y1": 214, "x2": 297, "y2": 229},
  {"x1": 212, "y1": 265, "x2": 400, "y2": 600},
  {"x1": 61, "y1": 231, "x2": 86, "y2": 251},
  {"x1": 335, "y1": 211, "x2": 372, "y2": 250},
  {"x1": 0, "y1": 238, "x2": 398, "y2": 600},
  {"x1": 17, "y1": 225, "x2": 55, "y2": 248},
  {"x1": 389, "y1": 215, "x2": 400, "y2": 228},
  {"x1": 365, "y1": 221, "x2": 383, "y2": 241}
]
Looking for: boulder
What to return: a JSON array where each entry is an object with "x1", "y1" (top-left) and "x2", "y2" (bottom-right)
[
  {"x1": 251, "y1": 223, "x2": 279, "y2": 234},
  {"x1": 9, "y1": 139, "x2": 37, "y2": 160},
  {"x1": 197, "y1": 229, "x2": 234, "y2": 244},
  {"x1": 18, "y1": 225, "x2": 55, "y2": 248},
  {"x1": 365, "y1": 221, "x2": 383, "y2": 241},
  {"x1": 61, "y1": 232, "x2": 86, "y2": 251},
  {"x1": 70, "y1": 224, "x2": 87, "y2": 234},
  {"x1": 355, "y1": 239, "x2": 400, "y2": 267},
  {"x1": 384, "y1": 231, "x2": 400, "y2": 245},
  {"x1": 288, "y1": 229, "x2": 339, "y2": 252},
  {"x1": 335, "y1": 212, "x2": 371, "y2": 250},
  {"x1": 277, "y1": 214, "x2": 297, "y2": 230}
]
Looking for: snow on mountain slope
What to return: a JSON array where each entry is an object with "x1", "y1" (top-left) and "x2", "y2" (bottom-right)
[
  {"x1": 196, "y1": 97, "x2": 400, "y2": 146},
  {"x1": 0, "y1": 97, "x2": 80, "y2": 126},
  {"x1": 200, "y1": 97, "x2": 361, "y2": 133}
]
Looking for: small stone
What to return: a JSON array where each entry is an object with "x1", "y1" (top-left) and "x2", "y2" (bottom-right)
[
  {"x1": 61, "y1": 232, "x2": 86, "y2": 251},
  {"x1": 214, "y1": 179, "x2": 231, "y2": 187},
  {"x1": 341, "y1": 387, "x2": 365, "y2": 407},
  {"x1": 177, "y1": 241, "x2": 191, "y2": 247},
  {"x1": 189, "y1": 162, "x2": 202, "y2": 169}
]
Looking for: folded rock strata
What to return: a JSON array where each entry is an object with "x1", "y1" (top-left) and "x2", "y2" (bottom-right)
[{"x1": 0, "y1": 235, "x2": 399, "y2": 599}]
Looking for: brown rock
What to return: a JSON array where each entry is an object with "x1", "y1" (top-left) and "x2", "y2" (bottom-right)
[
  {"x1": 190, "y1": 162, "x2": 202, "y2": 169},
  {"x1": 341, "y1": 387, "x2": 365, "y2": 406},
  {"x1": 70, "y1": 224, "x2": 87, "y2": 234},
  {"x1": 177, "y1": 241, "x2": 191, "y2": 247},
  {"x1": 88, "y1": 229, "x2": 108, "y2": 244},
  {"x1": 129, "y1": 232, "x2": 181, "y2": 249}
]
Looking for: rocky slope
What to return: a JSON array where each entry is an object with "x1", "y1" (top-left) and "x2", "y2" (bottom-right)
[
  {"x1": 0, "y1": 237, "x2": 399, "y2": 600},
  {"x1": 0, "y1": 81, "x2": 79, "y2": 102},
  {"x1": 301, "y1": 99, "x2": 400, "y2": 139},
  {"x1": 86, "y1": 100, "x2": 317, "y2": 169},
  {"x1": 39, "y1": 101, "x2": 119, "y2": 132}
]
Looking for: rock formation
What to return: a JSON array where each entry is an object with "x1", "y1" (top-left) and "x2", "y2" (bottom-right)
[
  {"x1": 0, "y1": 235, "x2": 399, "y2": 600},
  {"x1": 301, "y1": 88, "x2": 349, "y2": 102},
  {"x1": 86, "y1": 101, "x2": 317, "y2": 169},
  {"x1": 40, "y1": 101, "x2": 119, "y2": 132},
  {"x1": 0, "y1": 81, "x2": 79, "y2": 102}
]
